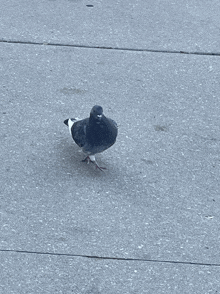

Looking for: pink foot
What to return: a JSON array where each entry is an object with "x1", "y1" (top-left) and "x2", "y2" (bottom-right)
[{"x1": 82, "y1": 156, "x2": 106, "y2": 171}]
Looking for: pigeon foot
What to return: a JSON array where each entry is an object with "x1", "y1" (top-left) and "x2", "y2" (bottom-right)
[{"x1": 82, "y1": 156, "x2": 106, "y2": 172}]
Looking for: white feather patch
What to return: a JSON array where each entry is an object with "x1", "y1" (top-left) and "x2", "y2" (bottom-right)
[
  {"x1": 68, "y1": 119, "x2": 74, "y2": 135},
  {"x1": 89, "y1": 155, "x2": 96, "y2": 162},
  {"x1": 68, "y1": 118, "x2": 80, "y2": 135}
]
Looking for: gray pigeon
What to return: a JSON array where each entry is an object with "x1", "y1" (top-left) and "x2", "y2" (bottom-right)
[{"x1": 64, "y1": 105, "x2": 118, "y2": 171}]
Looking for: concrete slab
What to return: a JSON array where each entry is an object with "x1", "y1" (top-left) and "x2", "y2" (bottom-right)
[
  {"x1": 1, "y1": 251, "x2": 220, "y2": 294},
  {"x1": 1, "y1": 42, "x2": 220, "y2": 267},
  {"x1": 0, "y1": 0, "x2": 220, "y2": 53}
]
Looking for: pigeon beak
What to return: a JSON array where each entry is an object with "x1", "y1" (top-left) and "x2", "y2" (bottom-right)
[{"x1": 97, "y1": 114, "x2": 102, "y2": 120}]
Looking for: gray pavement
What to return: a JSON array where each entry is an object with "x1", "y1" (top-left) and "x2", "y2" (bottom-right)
[{"x1": 1, "y1": 1, "x2": 220, "y2": 293}]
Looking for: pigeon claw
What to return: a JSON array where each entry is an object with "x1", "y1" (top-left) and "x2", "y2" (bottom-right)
[
  {"x1": 94, "y1": 163, "x2": 107, "y2": 172},
  {"x1": 82, "y1": 156, "x2": 91, "y2": 164},
  {"x1": 82, "y1": 156, "x2": 106, "y2": 172}
]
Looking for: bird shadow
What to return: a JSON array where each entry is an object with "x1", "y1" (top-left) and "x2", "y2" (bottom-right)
[{"x1": 59, "y1": 139, "x2": 107, "y2": 177}]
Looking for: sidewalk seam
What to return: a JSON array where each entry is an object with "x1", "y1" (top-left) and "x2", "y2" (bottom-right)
[
  {"x1": 1, "y1": 249, "x2": 220, "y2": 267},
  {"x1": 1, "y1": 39, "x2": 220, "y2": 56}
]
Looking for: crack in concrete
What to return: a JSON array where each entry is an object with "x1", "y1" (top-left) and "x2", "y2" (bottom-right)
[
  {"x1": 1, "y1": 39, "x2": 220, "y2": 56},
  {"x1": 1, "y1": 249, "x2": 220, "y2": 267}
]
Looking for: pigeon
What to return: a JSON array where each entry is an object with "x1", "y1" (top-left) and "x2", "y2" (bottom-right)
[{"x1": 64, "y1": 105, "x2": 118, "y2": 171}]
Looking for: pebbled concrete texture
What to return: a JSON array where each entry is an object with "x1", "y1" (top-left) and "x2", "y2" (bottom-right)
[
  {"x1": 0, "y1": 0, "x2": 220, "y2": 52},
  {"x1": 1, "y1": 252, "x2": 220, "y2": 294},
  {"x1": 1, "y1": 0, "x2": 220, "y2": 293}
]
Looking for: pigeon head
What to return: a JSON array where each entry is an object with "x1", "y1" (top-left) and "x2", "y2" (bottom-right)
[{"x1": 90, "y1": 105, "x2": 103, "y2": 121}]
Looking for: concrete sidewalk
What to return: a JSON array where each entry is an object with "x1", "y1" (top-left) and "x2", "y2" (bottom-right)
[{"x1": 1, "y1": 1, "x2": 220, "y2": 293}]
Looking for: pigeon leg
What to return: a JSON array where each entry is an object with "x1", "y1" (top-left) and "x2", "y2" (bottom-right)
[
  {"x1": 82, "y1": 156, "x2": 91, "y2": 164},
  {"x1": 82, "y1": 156, "x2": 106, "y2": 171},
  {"x1": 92, "y1": 160, "x2": 107, "y2": 171}
]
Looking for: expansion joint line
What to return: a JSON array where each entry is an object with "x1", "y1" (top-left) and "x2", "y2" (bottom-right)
[
  {"x1": 1, "y1": 249, "x2": 220, "y2": 267},
  {"x1": 1, "y1": 39, "x2": 220, "y2": 56}
]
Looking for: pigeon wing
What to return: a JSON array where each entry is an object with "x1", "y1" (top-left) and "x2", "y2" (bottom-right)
[{"x1": 71, "y1": 118, "x2": 89, "y2": 147}]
